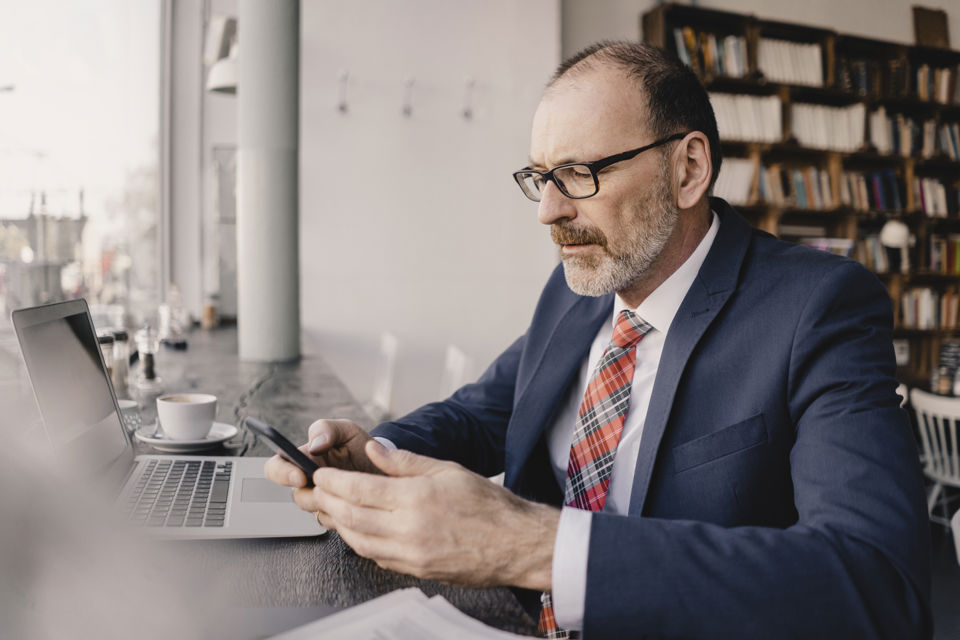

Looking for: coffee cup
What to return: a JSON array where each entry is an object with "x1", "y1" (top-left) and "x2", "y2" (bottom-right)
[{"x1": 156, "y1": 393, "x2": 218, "y2": 440}]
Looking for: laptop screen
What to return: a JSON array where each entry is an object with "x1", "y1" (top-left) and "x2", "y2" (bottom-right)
[{"x1": 13, "y1": 300, "x2": 131, "y2": 475}]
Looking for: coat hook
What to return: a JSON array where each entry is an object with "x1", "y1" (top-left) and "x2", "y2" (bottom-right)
[
  {"x1": 402, "y1": 77, "x2": 415, "y2": 118},
  {"x1": 462, "y1": 77, "x2": 475, "y2": 121},
  {"x1": 337, "y1": 70, "x2": 349, "y2": 114}
]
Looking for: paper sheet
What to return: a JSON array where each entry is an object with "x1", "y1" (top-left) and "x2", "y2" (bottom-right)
[{"x1": 269, "y1": 588, "x2": 531, "y2": 640}]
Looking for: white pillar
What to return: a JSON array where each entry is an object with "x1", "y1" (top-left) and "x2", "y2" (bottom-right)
[{"x1": 237, "y1": 0, "x2": 300, "y2": 361}]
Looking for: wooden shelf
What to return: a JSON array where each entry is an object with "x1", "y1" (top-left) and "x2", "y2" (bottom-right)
[
  {"x1": 645, "y1": 1, "x2": 960, "y2": 384},
  {"x1": 704, "y1": 76, "x2": 777, "y2": 95},
  {"x1": 915, "y1": 156, "x2": 960, "y2": 172},
  {"x1": 894, "y1": 328, "x2": 960, "y2": 336},
  {"x1": 896, "y1": 369, "x2": 929, "y2": 389},
  {"x1": 907, "y1": 271, "x2": 960, "y2": 281},
  {"x1": 720, "y1": 142, "x2": 959, "y2": 169}
]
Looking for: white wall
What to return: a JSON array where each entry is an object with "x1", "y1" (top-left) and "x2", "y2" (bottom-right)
[
  {"x1": 299, "y1": 0, "x2": 560, "y2": 416},
  {"x1": 171, "y1": 0, "x2": 560, "y2": 416},
  {"x1": 174, "y1": 0, "x2": 957, "y2": 418},
  {"x1": 562, "y1": 0, "x2": 960, "y2": 57},
  {"x1": 168, "y1": 0, "x2": 204, "y2": 315},
  {"x1": 202, "y1": 0, "x2": 239, "y2": 317}
]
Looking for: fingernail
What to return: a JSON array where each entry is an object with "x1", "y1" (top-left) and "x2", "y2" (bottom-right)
[
  {"x1": 309, "y1": 434, "x2": 329, "y2": 453},
  {"x1": 369, "y1": 439, "x2": 387, "y2": 455},
  {"x1": 288, "y1": 471, "x2": 300, "y2": 485}
]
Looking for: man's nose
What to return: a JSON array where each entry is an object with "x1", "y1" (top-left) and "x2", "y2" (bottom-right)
[{"x1": 537, "y1": 181, "x2": 576, "y2": 226}]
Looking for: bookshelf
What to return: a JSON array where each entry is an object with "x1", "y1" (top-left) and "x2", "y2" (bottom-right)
[{"x1": 643, "y1": 3, "x2": 960, "y2": 389}]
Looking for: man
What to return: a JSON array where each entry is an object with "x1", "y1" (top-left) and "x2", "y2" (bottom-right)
[{"x1": 266, "y1": 42, "x2": 931, "y2": 638}]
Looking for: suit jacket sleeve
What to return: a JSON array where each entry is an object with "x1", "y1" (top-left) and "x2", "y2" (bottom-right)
[
  {"x1": 370, "y1": 333, "x2": 524, "y2": 478},
  {"x1": 584, "y1": 261, "x2": 931, "y2": 639}
]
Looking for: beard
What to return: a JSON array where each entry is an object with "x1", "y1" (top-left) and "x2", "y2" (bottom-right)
[{"x1": 553, "y1": 163, "x2": 678, "y2": 297}]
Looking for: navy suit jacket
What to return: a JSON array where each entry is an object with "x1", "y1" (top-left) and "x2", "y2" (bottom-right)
[{"x1": 373, "y1": 198, "x2": 931, "y2": 639}]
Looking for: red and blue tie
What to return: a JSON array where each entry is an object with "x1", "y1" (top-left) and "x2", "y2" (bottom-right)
[{"x1": 539, "y1": 309, "x2": 652, "y2": 639}]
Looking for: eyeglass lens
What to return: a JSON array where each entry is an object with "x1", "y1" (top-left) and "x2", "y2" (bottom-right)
[{"x1": 516, "y1": 165, "x2": 597, "y2": 202}]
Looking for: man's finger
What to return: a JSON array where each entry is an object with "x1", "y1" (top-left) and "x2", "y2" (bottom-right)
[
  {"x1": 365, "y1": 440, "x2": 444, "y2": 478},
  {"x1": 307, "y1": 419, "x2": 358, "y2": 454},
  {"x1": 313, "y1": 488, "x2": 393, "y2": 537},
  {"x1": 292, "y1": 486, "x2": 319, "y2": 512},
  {"x1": 316, "y1": 509, "x2": 336, "y2": 531},
  {"x1": 334, "y1": 525, "x2": 404, "y2": 567},
  {"x1": 334, "y1": 526, "x2": 431, "y2": 581},
  {"x1": 264, "y1": 454, "x2": 307, "y2": 487},
  {"x1": 314, "y1": 467, "x2": 397, "y2": 509}
]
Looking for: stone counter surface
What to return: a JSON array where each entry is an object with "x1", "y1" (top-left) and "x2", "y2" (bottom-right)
[
  {"x1": 145, "y1": 327, "x2": 537, "y2": 636},
  {"x1": 142, "y1": 327, "x2": 373, "y2": 452}
]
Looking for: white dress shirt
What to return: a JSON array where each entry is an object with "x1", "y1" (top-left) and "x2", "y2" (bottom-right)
[
  {"x1": 377, "y1": 212, "x2": 720, "y2": 630},
  {"x1": 550, "y1": 212, "x2": 719, "y2": 630}
]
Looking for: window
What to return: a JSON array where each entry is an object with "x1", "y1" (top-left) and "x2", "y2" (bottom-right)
[{"x1": 0, "y1": 0, "x2": 162, "y2": 331}]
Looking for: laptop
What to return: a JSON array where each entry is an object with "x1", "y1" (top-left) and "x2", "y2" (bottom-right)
[{"x1": 12, "y1": 298, "x2": 325, "y2": 539}]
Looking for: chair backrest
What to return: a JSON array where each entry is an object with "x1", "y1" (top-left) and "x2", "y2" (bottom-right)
[
  {"x1": 365, "y1": 332, "x2": 399, "y2": 422},
  {"x1": 910, "y1": 388, "x2": 960, "y2": 484},
  {"x1": 896, "y1": 383, "x2": 908, "y2": 408},
  {"x1": 953, "y1": 509, "x2": 960, "y2": 566},
  {"x1": 439, "y1": 344, "x2": 473, "y2": 398}
]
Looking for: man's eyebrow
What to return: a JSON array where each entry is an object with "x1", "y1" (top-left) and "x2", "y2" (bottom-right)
[{"x1": 527, "y1": 155, "x2": 579, "y2": 169}]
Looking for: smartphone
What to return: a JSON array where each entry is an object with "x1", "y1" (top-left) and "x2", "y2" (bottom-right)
[{"x1": 244, "y1": 417, "x2": 320, "y2": 487}]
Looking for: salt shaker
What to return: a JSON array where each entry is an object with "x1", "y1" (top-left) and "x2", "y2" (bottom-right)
[
  {"x1": 134, "y1": 324, "x2": 164, "y2": 428},
  {"x1": 112, "y1": 329, "x2": 130, "y2": 399}
]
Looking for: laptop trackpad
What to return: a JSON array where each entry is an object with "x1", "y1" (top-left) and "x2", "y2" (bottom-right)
[{"x1": 240, "y1": 478, "x2": 295, "y2": 503}]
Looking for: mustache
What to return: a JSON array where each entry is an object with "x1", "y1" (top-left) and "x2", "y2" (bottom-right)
[{"x1": 551, "y1": 222, "x2": 607, "y2": 247}]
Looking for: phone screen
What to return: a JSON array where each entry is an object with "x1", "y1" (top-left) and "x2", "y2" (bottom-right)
[{"x1": 244, "y1": 417, "x2": 320, "y2": 486}]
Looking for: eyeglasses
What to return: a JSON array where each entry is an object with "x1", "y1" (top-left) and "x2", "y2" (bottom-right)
[{"x1": 512, "y1": 132, "x2": 687, "y2": 202}]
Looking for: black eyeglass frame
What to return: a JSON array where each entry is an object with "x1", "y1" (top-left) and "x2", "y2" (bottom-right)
[{"x1": 512, "y1": 132, "x2": 689, "y2": 202}]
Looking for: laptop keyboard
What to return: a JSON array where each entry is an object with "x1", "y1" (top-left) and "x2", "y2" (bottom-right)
[{"x1": 122, "y1": 459, "x2": 233, "y2": 527}]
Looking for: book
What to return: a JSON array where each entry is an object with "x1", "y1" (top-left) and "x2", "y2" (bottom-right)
[
  {"x1": 792, "y1": 103, "x2": 865, "y2": 151},
  {"x1": 269, "y1": 588, "x2": 530, "y2": 640},
  {"x1": 710, "y1": 93, "x2": 783, "y2": 142},
  {"x1": 913, "y1": 6, "x2": 950, "y2": 49},
  {"x1": 673, "y1": 29, "x2": 690, "y2": 67},
  {"x1": 713, "y1": 157, "x2": 757, "y2": 205},
  {"x1": 758, "y1": 38, "x2": 824, "y2": 86},
  {"x1": 799, "y1": 237, "x2": 855, "y2": 257},
  {"x1": 780, "y1": 223, "x2": 827, "y2": 236}
]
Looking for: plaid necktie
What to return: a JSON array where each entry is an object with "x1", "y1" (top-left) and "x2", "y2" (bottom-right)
[{"x1": 539, "y1": 309, "x2": 652, "y2": 639}]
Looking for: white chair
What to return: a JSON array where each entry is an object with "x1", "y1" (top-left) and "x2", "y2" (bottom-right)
[
  {"x1": 896, "y1": 383, "x2": 908, "y2": 408},
  {"x1": 363, "y1": 332, "x2": 398, "y2": 423},
  {"x1": 952, "y1": 509, "x2": 960, "y2": 566},
  {"x1": 910, "y1": 388, "x2": 960, "y2": 527},
  {"x1": 439, "y1": 344, "x2": 474, "y2": 398},
  {"x1": 437, "y1": 344, "x2": 502, "y2": 483}
]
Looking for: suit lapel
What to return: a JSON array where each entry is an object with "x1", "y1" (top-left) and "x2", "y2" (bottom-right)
[
  {"x1": 628, "y1": 200, "x2": 753, "y2": 514},
  {"x1": 504, "y1": 292, "x2": 613, "y2": 492}
]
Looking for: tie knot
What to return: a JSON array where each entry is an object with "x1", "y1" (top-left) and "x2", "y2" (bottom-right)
[{"x1": 611, "y1": 309, "x2": 652, "y2": 349}]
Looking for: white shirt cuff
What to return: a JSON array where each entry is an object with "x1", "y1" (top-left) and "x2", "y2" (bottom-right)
[
  {"x1": 551, "y1": 507, "x2": 591, "y2": 631},
  {"x1": 373, "y1": 437, "x2": 398, "y2": 451}
]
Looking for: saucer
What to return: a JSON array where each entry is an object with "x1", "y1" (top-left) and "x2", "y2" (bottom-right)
[{"x1": 135, "y1": 421, "x2": 239, "y2": 452}]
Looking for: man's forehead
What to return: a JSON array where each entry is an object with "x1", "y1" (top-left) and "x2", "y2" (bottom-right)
[{"x1": 529, "y1": 67, "x2": 649, "y2": 165}]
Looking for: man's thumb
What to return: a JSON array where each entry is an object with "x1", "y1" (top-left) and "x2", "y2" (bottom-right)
[{"x1": 365, "y1": 440, "x2": 439, "y2": 477}]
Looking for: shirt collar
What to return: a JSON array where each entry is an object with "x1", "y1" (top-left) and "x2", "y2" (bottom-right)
[{"x1": 613, "y1": 210, "x2": 720, "y2": 334}]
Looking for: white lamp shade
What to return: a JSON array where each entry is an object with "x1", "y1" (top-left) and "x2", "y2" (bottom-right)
[{"x1": 207, "y1": 55, "x2": 237, "y2": 94}]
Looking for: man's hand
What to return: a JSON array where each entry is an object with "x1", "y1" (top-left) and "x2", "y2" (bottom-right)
[
  {"x1": 263, "y1": 419, "x2": 380, "y2": 489},
  {"x1": 299, "y1": 440, "x2": 560, "y2": 591}
]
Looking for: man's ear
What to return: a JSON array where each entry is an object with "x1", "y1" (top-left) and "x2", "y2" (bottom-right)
[{"x1": 674, "y1": 132, "x2": 712, "y2": 210}]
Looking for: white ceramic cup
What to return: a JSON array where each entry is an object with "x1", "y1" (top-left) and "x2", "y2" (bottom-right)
[{"x1": 156, "y1": 393, "x2": 218, "y2": 440}]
